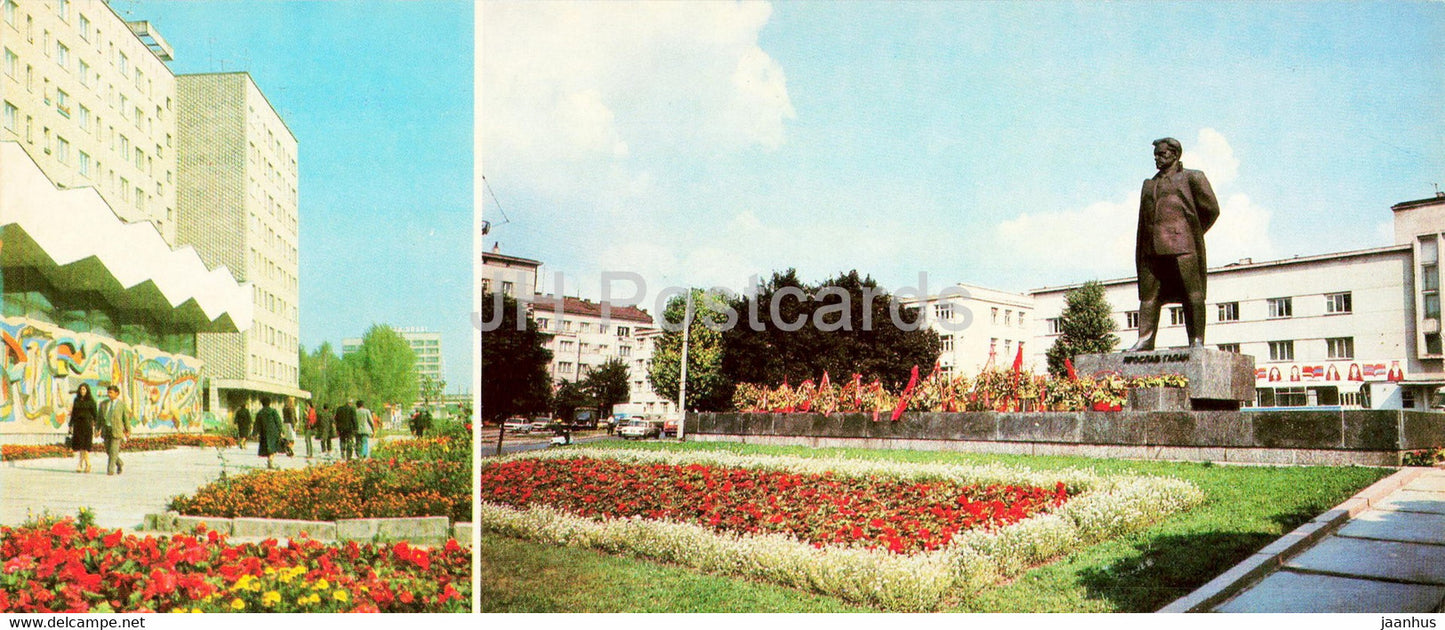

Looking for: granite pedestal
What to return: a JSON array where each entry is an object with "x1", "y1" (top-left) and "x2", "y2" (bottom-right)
[{"x1": 1075, "y1": 347, "x2": 1255, "y2": 410}]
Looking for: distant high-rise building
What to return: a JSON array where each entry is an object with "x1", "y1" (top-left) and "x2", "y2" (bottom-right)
[
  {"x1": 176, "y1": 72, "x2": 303, "y2": 410},
  {"x1": 342, "y1": 327, "x2": 445, "y2": 387}
]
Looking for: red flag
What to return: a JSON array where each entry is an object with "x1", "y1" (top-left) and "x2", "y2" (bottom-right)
[
  {"x1": 799, "y1": 379, "x2": 815, "y2": 412},
  {"x1": 1065, "y1": 358, "x2": 1077, "y2": 381},
  {"x1": 891, "y1": 365, "x2": 921, "y2": 422},
  {"x1": 1012, "y1": 346, "x2": 1025, "y2": 373},
  {"x1": 820, "y1": 371, "x2": 831, "y2": 391}
]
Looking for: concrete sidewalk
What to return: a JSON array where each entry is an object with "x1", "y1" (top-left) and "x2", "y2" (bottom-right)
[
  {"x1": 1, "y1": 445, "x2": 348, "y2": 531},
  {"x1": 1166, "y1": 468, "x2": 1445, "y2": 613}
]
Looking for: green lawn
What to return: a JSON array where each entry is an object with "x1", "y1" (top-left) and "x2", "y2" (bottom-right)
[{"x1": 480, "y1": 441, "x2": 1391, "y2": 613}]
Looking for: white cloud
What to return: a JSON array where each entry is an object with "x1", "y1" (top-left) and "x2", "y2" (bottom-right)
[
  {"x1": 481, "y1": 2, "x2": 794, "y2": 182},
  {"x1": 993, "y1": 128, "x2": 1274, "y2": 278}
]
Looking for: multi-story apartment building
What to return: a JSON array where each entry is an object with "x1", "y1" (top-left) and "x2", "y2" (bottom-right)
[
  {"x1": 177, "y1": 72, "x2": 303, "y2": 410},
  {"x1": 2, "y1": 2, "x2": 257, "y2": 439},
  {"x1": 901, "y1": 283, "x2": 1035, "y2": 377},
  {"x1": 481, "y1": 245, "x2": 540, "y2": 299},
  {"x1": 342, "y1": 327, "x2": 444, "y2": 387},
  {"x1": 1031, "y1": 194, "x2": 1445, "y2": 410},
  {"x1": 2, "y1": 0, "x2": 178, "y2": 240}
]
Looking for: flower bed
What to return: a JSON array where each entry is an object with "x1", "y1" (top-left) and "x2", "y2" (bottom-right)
[
  {"x1": 170, "y1": 437, "x2": 471, "y2": 523},
  {"x1": 0, "y1": 518, "x2": 469, "y2": 613},
  {"x1": 2, "y1": 435, "x2": 240, "y2": 462},
  {"x1": 481, "y1": 447, "x2": 1204, "y2": 611},
  {"x1": 484, "y1": 457, "x2": 1068, "y2": 554}
]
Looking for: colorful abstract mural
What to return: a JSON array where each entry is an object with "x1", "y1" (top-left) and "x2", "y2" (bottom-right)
[{"x1": 0, "y1": 317, "x2": 204, "y2": 434}]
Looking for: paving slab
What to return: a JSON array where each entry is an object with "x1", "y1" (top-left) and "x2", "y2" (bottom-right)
[
  {"x1": 1285, "y1": 536, "x2": 1445, "y2": 585},
  {"x1": 1215, "y1": 570, "x2": 1445, "y2": 613},
  {"x1": 1336, "y1": 509, "x2": 1445, "y2": 545},
  {"x1": 1404, "y1": 472, "x2": 1445, "y2": 494},
  {"x1": 1376, "y1": 489, "x2": 1445, "y2": 515}
]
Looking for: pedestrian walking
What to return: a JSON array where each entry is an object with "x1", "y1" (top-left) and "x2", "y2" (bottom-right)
[
  {"x1": 234, "y1": 403, "x2": 252, "y2": 449},
  {"x1": 303, "y1": 402, "x2": 317, "y2": 457},
  {"x1": 67, "y1": 384, "x2": 98, "y2": 474},
  {"x1": 355, "y1": 400, "x2": 375, "y2": 458},
  {"x1": 98, "y1": 385, "x2": 133, "y2": 476},
  {"x1": 317, "y1": 404, "x2": 335, "y2": 456},
  {"x1": 282, "y1": 398, "x2": 298, "y2": 457},
  {"x1": 334, "y1": 400, "x2": 358, "y2": 460},
  {"x1": 255, "y1": 396, "x2": 283, "y2": 469}
]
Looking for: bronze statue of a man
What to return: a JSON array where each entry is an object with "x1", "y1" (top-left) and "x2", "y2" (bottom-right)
[{"x1": 1126, "y1": 137, "x2": 1220, "y2": 352}]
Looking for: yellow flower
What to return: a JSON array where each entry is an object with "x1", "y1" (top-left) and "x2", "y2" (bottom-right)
[
  {"x1": 264, "y1": 567, "x2": 276, "y2": 576},
  {"x1": 231, "y1": 599, "x2": 246, "y2": 611},
  {"x1": 333, "y1": 589, "x2": 349, "y2": 603},
  {"x1": 313, "y1": 578, "x2": 330, "y2": 591},
  {"x1": 262, "y1": 591, "x2": 281, "y2": 607},
  {"x1": 191, "y1": 609, "x2": 203, "y2": 614},
  {"x1": 171, "y1": 608, "x2": 187, "y2": 614}
]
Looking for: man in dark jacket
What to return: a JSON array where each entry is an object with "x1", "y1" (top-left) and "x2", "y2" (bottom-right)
[
  {"x1": 334, "y1": 401, "x2": 358, "y2": 460},
  {"x1": 1127, "y1": 136, "x2": 1220, "y2": 352},
  {"x1": 233, "y1": 404, "x2": 252, "y2": 450},
  {"x1": 317, "y1": 404, "x2": 335, "y2": 457}
]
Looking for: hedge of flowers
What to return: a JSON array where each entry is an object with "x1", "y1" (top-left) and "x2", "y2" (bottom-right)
[
  {"x1": 481, "y1": 447, "x2": 1204, "y2": 611},
  {"x1": 2, "y1": 434, "x2": 240, "y2": 462},
  {"x1": 484, "y1": 457, "x2": 1068, "y2": 554},
  {"x1": 731, "y1": 367, "x2": 1188, "y2": 417},
  {"x1": 169, "y1": 436, "x2": 471, "y2": 523},
  {"x1": 0, "y1": 517, "x2": 470, "y2": 613}
]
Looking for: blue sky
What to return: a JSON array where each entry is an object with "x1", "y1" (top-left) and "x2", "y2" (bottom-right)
[
  {"x1": 481, "y1": 2, "x2": 1443, "y2": 314},
  {"x1": 126, "y1": 1, "x2": 473, "y2": 392}
]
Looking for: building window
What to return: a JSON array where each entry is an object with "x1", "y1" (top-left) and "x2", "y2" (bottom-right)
[
  {"x1": 501, "y1": 281, "x2": 514, "y2": 296},
  {"x1": 1047, "y1": 318, "x2": 1062, "y2": 335},
  {"x1": 55, "y1": 136, "x2": 68, "y2": 163},
  {"x1": 536, "y1": 317, "x2": 548, "y2": 330},
  {"x1": 558, "y1": 340, "x2": 574, "y2": 353},
  {"x1": 620, "y1": 346, "x2": 632, "y2": 357},
  {"x1": 989, "y1": 338, "x2": 997, "y2": 355},
  {"x1": 1422, "y1": 237, "x2": 1440, "y2": 320},
  {"x1": 617, "y1": 326, "x2": 630, "y2": 338},
  {"x1": 580, "y1": 322, "x2": 592, "y2": 333},
  {"x1": 57, "y1": 0, "x2": 69, "y2": 21},
  {"x1": 1168, "y1": 306, "x2": 1185, "y2": 326},
  {"x1": 991, "y1": 308, "x2": 999, "y2": 324},
  {"x1": 941, "y1": 335, "x2": 954, "y2": 352},
  {"x1": 1217, "y1": 302, "x2": 1239, "y2": 322},
  {"x1": 1326, "y1": 337, "x2": 1354, "y2": 360},
  {"x1": 1402, "y1": 388, "x2": 1416, "y2": 409},
  {"x1": 557, "y1": 362, "x2": 573, "y2": 375},
  {"x1": 78, "y1": 104, "x2": 90, "y2": 130},
  {"x1": 3, "y1": 48, "x2": 15, "y2": 77},
  {"x1": 79, "y1": 15, "x2": 89, "y2": 41},
  {"x1": 1018, "y1": 313, "x2": 1025, "y2": 328},
  {"x1": 563, "y1": 321, "x2": 573, "y2": 332},
  {"x1": 55, "y1": 41, "x2": 67, "y2": 69},
  {"x1": 1276, "y1": 387, "x2": 1308, "y2": 407},
  {"x1": 1267, "y1": 297, "x2": 1293, "y2": 319},
  {"x1": 1004, "y1": 310, "x2": 1012, "y2": 326},
  {"x1": 1324, "y1": 292, "x2": 1352, "y2": 315},
  {"x1": 934, "y1": 303, "x2": 954, "y2": 322},
  {"x1": 118, "y1": 52, "x2": 128, "y2": 77},
  {"x1": 1268, "y1": 340, "x2": 1294, "y2": 362},
  {"x1": 1217, "y1": 343, "x2": 1240, "y2": 353},
  {"x1": 1004, "y1": 340, "x2": 1013, "y2": 356},
  {"x1": 2, "y1": 101, "x2": 14, "y2": 132},
  {"x1": 55, "y1": 89, "x2": 69, "y2": 117},
  {"x1": 3, "y1": 0, "x2": 14, "y2": 27},
  {"x1": 1125, "y1": 311, "x2": 1140, "y2": 330}
]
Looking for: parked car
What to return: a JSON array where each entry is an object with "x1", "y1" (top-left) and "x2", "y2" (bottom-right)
[
  {"x1": 531, "y1": 420, "x2": 552, "y2": 432},
  {"x1": 502, "y1": 417, "x2": 532, "y2": 434},
  {"x1": 618, "y1": 418, "x2": 661, "y2": 440},
  {"x1": 662, "y1": 417, "x2": 678, "y2": 437}
]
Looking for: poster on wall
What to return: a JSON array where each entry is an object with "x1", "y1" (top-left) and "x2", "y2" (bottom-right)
[
  {"x1": 0, "y1": 318, "x2": 204, "y2": 434},
  {"x1": 1254, "y1": 359, "x2": 1404, "y2": 384}
]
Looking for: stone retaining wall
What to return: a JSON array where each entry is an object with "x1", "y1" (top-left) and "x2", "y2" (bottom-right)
[
  {"x1": 144, "y1": 512, "x2": 473, "y2": 546},
  {"x1": 685, "y1": 410, "x2": 1445, "y2": 466}
]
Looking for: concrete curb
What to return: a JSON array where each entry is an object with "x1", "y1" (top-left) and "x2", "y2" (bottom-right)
[
  {"x1": 143, "y1": 512, "x2": 473, "y2": 546},
  {"x1": 1157, "y1": 466, "x2": 1428, "y2": 613}
]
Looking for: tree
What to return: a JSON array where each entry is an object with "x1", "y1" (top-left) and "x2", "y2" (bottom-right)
[
  {"x1": 583, "y1": 357, "x2": 631, "y2": 418},
  {"x1": 354, "y1": 324, "x2": 419, "y2": 410},
  {"x1": 420, "y1": 374, "x2": 446, "y2": 405},
  {"x1": 481, "y1": 292, "x2": 553, "y2": 422},
  {"x1": 721, "y1": 270, "x2": 941, "y2": 391},
  {"x1": 1045, "y1": 280, "x2": 1120, "y2": 377},
  {"x1": 648, "y1": 288, "x2": 734, "y2": 412},
  {"x1": 551, "y1": 379, "x2": 592, "y2": 421},
  {"x1": 299, "y1": 342, "x2": 351, "y2": 408}
]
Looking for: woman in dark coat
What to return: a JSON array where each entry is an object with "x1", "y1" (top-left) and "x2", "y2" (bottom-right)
[
  {"x1": 67, "y1": 384, "x2": 98, "y2": 473},
  {"x1": 255, "y1": 396, "x2": 284, "y2": 469}
]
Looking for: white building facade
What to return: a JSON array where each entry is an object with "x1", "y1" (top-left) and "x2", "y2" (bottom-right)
[
  {"x1": 177, "y1": 72, "x2": 303, "y2": 410},
  {"x1": 342, "y1": 326, "x2": 444, "y2": 387},
  {"x1": 902, "y1": 283, "x2": 1034, "y2": 377}
]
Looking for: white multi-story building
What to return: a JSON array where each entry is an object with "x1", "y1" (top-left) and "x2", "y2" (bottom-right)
[
  {"x1": 481, "y1": 245, "x2": 540, "y2": 299},
  {"x1": 525, "y1": 294, "x2": 675, "y2": 418},
  {"x1": 1031, "y1": 194, "x2": 1445, "y2": 410},
  {"x1": 902, "y1": 283, "x2": 1034, "y2": 377},
  {"x1": 177, "y1": 71, "x2": 303, "y2": 410},
  {"x1": 2, "y1": 0, "x2": 179, "y2": 240},
  {"x1": 2, "y1": 2, "x2": 258, "y2": 438},
  {"x1": 342, "y1": 327, "x2": 444, "y2": 387}
]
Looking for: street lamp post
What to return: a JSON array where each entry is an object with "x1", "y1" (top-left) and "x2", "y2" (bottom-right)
[{"x1": 676, "y1": 291, "x2": 693, "y2": 441}]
